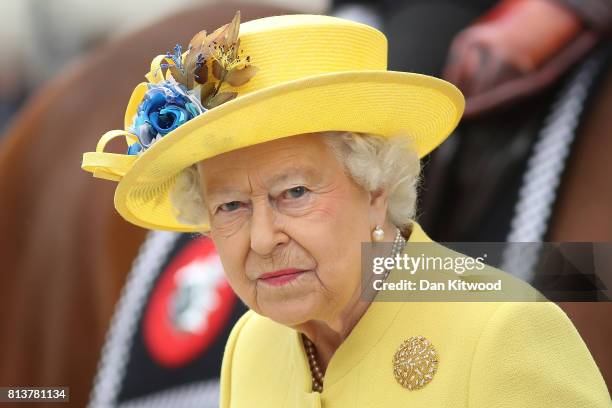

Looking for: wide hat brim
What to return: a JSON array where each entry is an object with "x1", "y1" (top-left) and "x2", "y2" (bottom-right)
[{"x1": 109, "y1": 70, "x2": 464, "y2": 232}]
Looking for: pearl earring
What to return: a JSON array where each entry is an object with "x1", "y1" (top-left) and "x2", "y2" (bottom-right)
[{"x1": 371, "y1": 225, "x2": 385, "y2": 242}]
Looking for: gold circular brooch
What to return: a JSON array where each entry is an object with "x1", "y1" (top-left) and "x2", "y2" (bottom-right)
[{"x1": 392, "y1": 336, "x2": 438, "y2": 390}]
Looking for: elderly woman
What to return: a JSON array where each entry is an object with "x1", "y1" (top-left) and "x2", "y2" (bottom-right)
[{"x1": 82, "y1": 12, "x2": 610, "y2": 407}]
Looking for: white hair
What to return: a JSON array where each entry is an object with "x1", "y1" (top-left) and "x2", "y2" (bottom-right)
[{"x1": 169, "y1": 131, "x2": 421, "y2": 231}]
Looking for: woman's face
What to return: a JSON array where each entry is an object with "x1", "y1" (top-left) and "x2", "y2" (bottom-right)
[{"x1": 198, "y1": 133, "x2": 385, "y2": 326}]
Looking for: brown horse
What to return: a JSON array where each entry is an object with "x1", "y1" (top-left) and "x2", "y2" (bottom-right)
[
  {"x1": 549, "y1": 59, "x2": 612, "y2": 388},
  {"x1": 0, "y1": 4, "x2": 291, "y2": 407}
]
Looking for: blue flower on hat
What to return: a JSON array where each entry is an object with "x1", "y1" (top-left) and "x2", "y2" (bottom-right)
[{"x1": 127, "y1": 80, "x2": 205, "y2": 155}]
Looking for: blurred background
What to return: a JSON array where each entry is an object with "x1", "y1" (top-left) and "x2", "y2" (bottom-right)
[
  {"x1": 0, "y1": 0, "x2": 610, "y2": 407},
  {"x1": 0, "y1": 0, "x2": 326, "y2": 134}
]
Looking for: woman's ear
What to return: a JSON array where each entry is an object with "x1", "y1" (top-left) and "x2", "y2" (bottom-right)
[{"x1": 369, "y1": 187, "x2": 390, "y2": 226}]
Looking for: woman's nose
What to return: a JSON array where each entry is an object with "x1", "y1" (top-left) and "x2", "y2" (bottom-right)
[{"x1": 249, "y1": 199, "x2": 289, "y2": 256}]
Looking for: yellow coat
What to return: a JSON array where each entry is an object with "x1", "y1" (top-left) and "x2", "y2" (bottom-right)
[{"x1": 219, "y1": 222, "x2": 611, "y2": 407}]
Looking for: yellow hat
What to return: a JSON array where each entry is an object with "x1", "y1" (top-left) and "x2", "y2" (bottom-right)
[{"x1": 81, "y1": 12, "x2": 464, "y2": 232}]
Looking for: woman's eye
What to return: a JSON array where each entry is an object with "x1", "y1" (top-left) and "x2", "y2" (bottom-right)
[
  {"x1": 283, "y1": 186, "x2": 309, "y2": 199},
  {"x1": 219, "y1": 201, "x2": 242, "y2": 212}
]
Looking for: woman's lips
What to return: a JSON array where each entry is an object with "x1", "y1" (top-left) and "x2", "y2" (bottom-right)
[{"x1": 258, "y1": 268, "x2": 307, "y2": 286}]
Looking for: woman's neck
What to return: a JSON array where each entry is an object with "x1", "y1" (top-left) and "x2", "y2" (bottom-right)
[{"x1": 296, "y1": 295, "x2": 373, "y2": 372}]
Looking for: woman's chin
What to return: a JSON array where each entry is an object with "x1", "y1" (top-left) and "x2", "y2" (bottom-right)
[
  {"x1": 260, "y1": 307, "x2": 318, "y2": 327},
  {"x1": 255, "y1": 292, "x2": 322, "y2": 327}
]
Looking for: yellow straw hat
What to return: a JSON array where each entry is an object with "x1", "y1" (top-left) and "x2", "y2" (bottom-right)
[{"x1": 82, "y1": 12, "x2": 464, "y2": 232}]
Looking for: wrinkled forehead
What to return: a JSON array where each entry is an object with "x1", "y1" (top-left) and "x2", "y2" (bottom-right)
[{"x1": 197, "y1": 132, "x2": 341, "y2": 192}]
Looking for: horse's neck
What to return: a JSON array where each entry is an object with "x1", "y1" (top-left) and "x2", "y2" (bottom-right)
[{"x1": 548, "y1": 63, "x2": 612, "y2": 242}]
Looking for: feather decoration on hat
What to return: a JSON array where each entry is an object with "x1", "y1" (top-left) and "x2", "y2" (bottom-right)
[
  {"x1": 126, "y1": 10, "x2": 258, "y2": 155},
  {"x1": 161, "y1": 11, "x2": 258, "y2": 109}
]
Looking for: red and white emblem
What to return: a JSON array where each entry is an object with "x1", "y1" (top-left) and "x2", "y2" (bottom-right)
[{"x1": 143, "y1": 237, "x2": 236, "y2": 367}]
